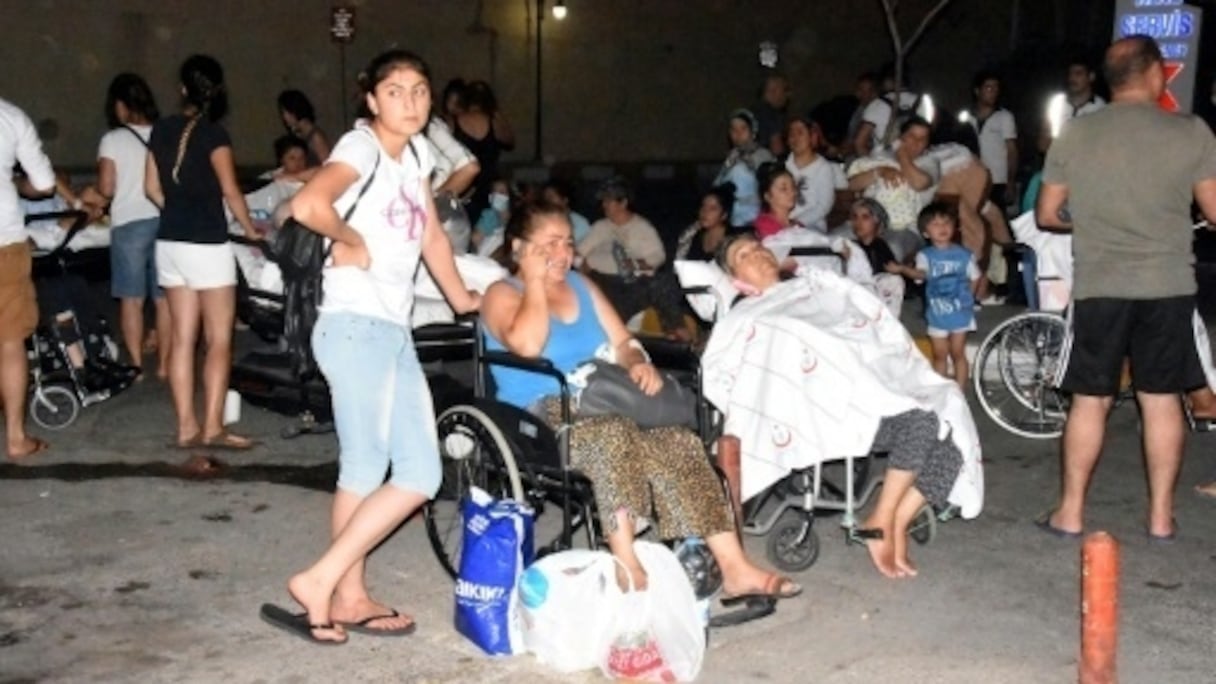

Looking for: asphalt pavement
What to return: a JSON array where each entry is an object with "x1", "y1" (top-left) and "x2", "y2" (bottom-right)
[{"x1": 2, "y1": 303, "x2": 1215, "y2": 683}]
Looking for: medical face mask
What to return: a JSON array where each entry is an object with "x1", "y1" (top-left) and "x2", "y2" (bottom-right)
[{"x1": 490, "y1": 192, "x2": 510, "y2": 212}]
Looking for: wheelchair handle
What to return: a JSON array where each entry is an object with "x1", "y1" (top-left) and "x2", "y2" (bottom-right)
[
  {"x1": 228, "y1": 233, "x2": 272, "y2": 250},
  {"x1": 479, "y1": 350, "x2": 567, "y2": 389}
]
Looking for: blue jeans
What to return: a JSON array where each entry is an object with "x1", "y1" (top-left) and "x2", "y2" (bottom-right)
[
  {"x1": 312, "y1": 311, "x2": 440, "y2": 497},
  {"x1": 110, "y1": 217, "x2": 161, "y2": 299}
]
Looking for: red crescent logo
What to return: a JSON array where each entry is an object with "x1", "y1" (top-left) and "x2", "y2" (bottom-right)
[
  {"x1": 746, "y1": 325, "x2": 757, "y2": 341},
  {"x1": 772, "y1": 425, "x2": 792, "y2": 448},
  {"x1": 801, "y1": 353, "x2": 818, "y2": 373}
]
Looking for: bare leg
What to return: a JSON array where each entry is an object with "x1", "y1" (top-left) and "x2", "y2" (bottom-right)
[
  {"x1": 604, "y1": 509, "x2": 647, "y2": 591},
  {"x1": 154, "y1": 297, "x2": 171, "y2": 379},
  {"x1": 949, "y1": 332, "x2": 970, "y2": 390},
  {"x1": 288, "y1": 484, "x2": 429, "y2": 642},
  {"x1": 1048, "y1": 394, "x2": 1114, "y2": 533},
  {"x1": 1138, "y1": 392, "x2": 1184, "y2": 537},
  {"x1": 859, "y1": 468, "x2": 919, "y2": 578},
  {"x1": 119, "y1": 296, "x2": 145, "y2": 368},
  {"x1": 930, "y1": 337, "x2": 950, "y2": 380},
  {"x1": 891, "y1": 487, "x2": 928, "y2": 577},
  {"x1": 705, "y1": 529, "x2": 800, "y2": 596},
  {"x1": 197, "y1": 287, "x2": 247, "y2": 443},
  {"x1": 164, "y1": 286, "x2": 202, "y2": 444},
  {"x1": 327, "y1": 488, "x2": 414, "y2": 631},
  {"x1": 2, "y1": 338, "x2": 43, "y2": 459}
]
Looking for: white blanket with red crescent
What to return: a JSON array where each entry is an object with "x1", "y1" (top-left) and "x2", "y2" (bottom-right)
[{"x1": 701, "y1": 269, "x2": 984, "y2": 518}]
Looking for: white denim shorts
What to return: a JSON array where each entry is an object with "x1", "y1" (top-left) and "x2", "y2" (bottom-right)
[{"x1": 156, "y1": 240, "x2": 236, "y2": 290}]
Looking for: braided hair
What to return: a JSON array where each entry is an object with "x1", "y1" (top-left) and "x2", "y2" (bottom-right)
[{"x1": 171, "y1": 54, "x2": 227, "y2": 184}]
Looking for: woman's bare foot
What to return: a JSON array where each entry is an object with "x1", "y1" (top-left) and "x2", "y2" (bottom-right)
[
  {"x1": 858, "y1": 525, "x2": 901, "y2": 578},
  {"x1": 287, "y1": 572, "x2": 346, "y2": 643},
  {"x1": 891, "y1": 527, "x2": 918, "y2": 578},
  {"x1": 1195, "y1": 480, "x2": 1216, "y2": 499},
  {"x1": 6, "y1": 436, "x2": 49, "y2": 461},
  {"x1": 330, "y1": 595, "x2": 414, "y2": 633}
]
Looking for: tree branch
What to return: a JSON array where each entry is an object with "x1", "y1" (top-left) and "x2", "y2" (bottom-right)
[
  {"x1": 904, "y1": 0, "x2": 952, "y2": 55},
  {"x1": 880, "y1": 0, "x2": 903, "y2": 54}
]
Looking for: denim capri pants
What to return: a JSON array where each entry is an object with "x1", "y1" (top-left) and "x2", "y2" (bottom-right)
[
  {"x1": 110, "y1": 217, "x2": 162, "y2": 299},
  {"x1": 312, "y1": 311, "x2": 441, "y2": 498}
]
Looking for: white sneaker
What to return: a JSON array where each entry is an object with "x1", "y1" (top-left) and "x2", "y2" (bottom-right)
[{"x1": 980, "y1": 294, "x2": 1006, "y2": 306}]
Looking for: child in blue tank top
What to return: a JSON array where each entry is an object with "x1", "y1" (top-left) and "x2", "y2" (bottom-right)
[{"x1": 888, "y1": 202, "x2": 979, "y2": 389}]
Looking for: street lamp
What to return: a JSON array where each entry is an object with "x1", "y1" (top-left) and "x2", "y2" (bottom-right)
[{"x1": 535, "y1": 0, "x2": 568, "y2": 160}]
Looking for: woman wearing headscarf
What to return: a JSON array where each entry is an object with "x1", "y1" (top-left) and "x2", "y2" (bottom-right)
[{"x1": 713, "y1": 108, "x2": 775, "y2": 228}]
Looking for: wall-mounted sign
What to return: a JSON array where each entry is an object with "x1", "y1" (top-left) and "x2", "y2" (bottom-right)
[
  {"x1": 331, "y1": 6, "x2": 356, "y2": 44},
  {"x1": 1112, "y1": 0, "x2": 1203, "y2": 112}
]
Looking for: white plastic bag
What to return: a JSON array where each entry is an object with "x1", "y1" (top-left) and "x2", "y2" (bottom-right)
[
  {"x1": 599, "y1": 541, "x2": 706, "y2": 682},
  {"x1": 518, "y1": 549, "x2": 618, "y2": 673}
]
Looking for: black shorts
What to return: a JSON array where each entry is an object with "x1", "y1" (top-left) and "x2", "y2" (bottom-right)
[{"x1": 1058, "y1": 295, "x2": 1207, "y2": 396}]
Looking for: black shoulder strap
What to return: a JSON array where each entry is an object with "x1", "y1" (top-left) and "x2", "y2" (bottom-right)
[
  {"x1": 122, "y1": 125, "x2": 152, "y2": 151},
  {"x1": 341, "y1": 151, "x2": 380, "y2": 222}
]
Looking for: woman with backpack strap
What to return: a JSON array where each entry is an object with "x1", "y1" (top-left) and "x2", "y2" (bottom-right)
[
  {"x1": 261, "y1": 50, "x2": 480, "y2": 645},
  {"x1": 96, "y1": 72, "x2": 169, "y2": 378}
]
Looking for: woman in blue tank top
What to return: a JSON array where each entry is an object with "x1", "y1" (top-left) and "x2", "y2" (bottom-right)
[{"x1": 481, "y1": 200, "x2": 802, "y2": 606}]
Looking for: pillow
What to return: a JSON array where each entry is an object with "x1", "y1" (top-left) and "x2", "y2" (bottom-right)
[{"x1": 674, "y1": 260, "x2": 740, "y2": 322}]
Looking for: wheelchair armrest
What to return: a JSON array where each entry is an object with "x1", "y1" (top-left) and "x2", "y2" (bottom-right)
[
  {"x1": 480, "y1": 350, "x2": 568, "y2": 388},
  {"x1": 636, "y1": 335, "x2": 699, "y2": 372},
  {"x1": 787, "y1": 245, "x2": 837, "y2": 257},
  {"x1": 682, "y1": 285, "x2": 711, "y2": 295}
]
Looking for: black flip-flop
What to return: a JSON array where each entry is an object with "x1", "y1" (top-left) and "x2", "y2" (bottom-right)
[
  {"x1": 1034, "y1": 516, "x2": 1082, "y2": 540},
  {"x1": 338, "y1": 608, "x2": 417, "y2": 636},
  {"x1": 259, "y1": 603, "x2": 346, "y2": 645},
  {"x1": 708, "y1": 596, "x2": 777, "y2": 628},
  {"x1": 720, "y1": 574, "x2": 803, "y2": 607}
]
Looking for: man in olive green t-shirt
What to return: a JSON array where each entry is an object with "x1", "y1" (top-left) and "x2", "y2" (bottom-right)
[{"x1": 1036, "y1": 35, "x2": 1216, "y2": 541}]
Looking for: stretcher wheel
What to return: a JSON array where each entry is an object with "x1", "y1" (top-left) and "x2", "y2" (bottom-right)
[
  {"x1": 766, "y1": 511, "x2": 819, "y2": 572},
  {"x1": 29, "y1": 385, "x2": 78, "y2": 430},
  {"x1": 424, "y1": 404, "x2": 523, "y2": 580},
  {"x1": 909, "y1": 504, "x2": 937, "y2": 545}
]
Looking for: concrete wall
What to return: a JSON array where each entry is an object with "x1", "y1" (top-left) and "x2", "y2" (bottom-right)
[{"x1": 3, "y1": 0, "x2": 1023, "y2": 169}]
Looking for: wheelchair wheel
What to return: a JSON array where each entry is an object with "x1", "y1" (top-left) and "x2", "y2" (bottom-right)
[
  {"x1": 29, "y1": 385, "x2": 79, "y2": 430},
  {"x1": 908, "y1": 504, "x2": 937, "y2": 545},
  {"x1": 424, "y1": 404, "x2": 524, "y2": 580},
  {"x1": 765, "y1": 510, "x2": 819, "y2": 573},
  {"x1": 973, "y1": 312, "x2": 1068, "y2": 439}
]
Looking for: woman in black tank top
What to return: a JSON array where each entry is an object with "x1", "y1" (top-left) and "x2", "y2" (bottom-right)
[{"x1": 453, "y1": 80, "x2": 514, "y2": 220}]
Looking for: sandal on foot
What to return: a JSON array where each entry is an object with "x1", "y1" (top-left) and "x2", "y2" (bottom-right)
[
  {"x1": 1034, "y1": 515, "x2": 1082, "y2": 540},
  {"x1": 721, "y1": 573, "x2": 802, "y2": 606},
  {"x1": 338, "y1": 608, "x2": 416, "y2": 636},
  {"x1": 259, "y1": 604, "x2": 346, "y2": 645},
  {"x1": 7, "y1": 437, "x2": 49, "y2": 460},
  {"x1": 201, "y1": 432, "x2": 258, "y2": 451},
  {"x1": 708, "y1": 596, "x2": 776, "y2": 628}
]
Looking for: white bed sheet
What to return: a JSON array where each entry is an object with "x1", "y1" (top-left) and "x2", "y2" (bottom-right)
[{"x1": 701, "y1": 269, "x2": 983, "y2": 518}]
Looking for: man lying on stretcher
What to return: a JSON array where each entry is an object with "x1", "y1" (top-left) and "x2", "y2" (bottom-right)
[{"x1": 705, "y1": 233, "x2": 984, "y2": 578}]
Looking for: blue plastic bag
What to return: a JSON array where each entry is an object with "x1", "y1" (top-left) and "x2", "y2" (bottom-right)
[{"x1": 454, "y1": 486, "x2": 535, "y2": 655}]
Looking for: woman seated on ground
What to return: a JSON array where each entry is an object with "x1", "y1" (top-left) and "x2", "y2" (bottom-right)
[
  {"x1": 674, "y1": 184, "x2": 736, "y2": 261},
  {"x1": 481, "y1": 200, "x2": 802, "y2": 604},
  {"x1": 718, "y1": 233, "x2": 965, "y2": 578}
]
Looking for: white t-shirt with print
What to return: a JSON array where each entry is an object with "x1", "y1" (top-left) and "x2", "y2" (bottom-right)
[
  {"x1": 320, "y1": 124, "x2": 436, "y2": 327},
  {"x1": 968, "y1": 109, "x2": 1017, "y2": 184},
  {"x1": 785, "y1": 155, "x2": 836, "y2": 232},
  {"x1": 98, "y1": 125, "x2": 159, "y2": 226},
  {"x1": 424, "y1": 118, "x2": 475, "y2": 192}
]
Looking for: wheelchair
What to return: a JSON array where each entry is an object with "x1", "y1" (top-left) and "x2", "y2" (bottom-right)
[
  {"x1": 972, "y1": 309, "x2": 1071, "y2": 439},
  {"x1": 423, "y1": 327, "x2": 731, "y2": 602}
]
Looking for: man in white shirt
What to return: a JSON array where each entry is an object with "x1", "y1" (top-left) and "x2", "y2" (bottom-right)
[
  {"x1": 853, "y1": 68, "x2": 923, "y2": 156},
  {"x1": 963, "y1": 71, "x2": 1018, "y2": 210},
  {"x1": 578, "y1": 177, "x2": 687, "y2": 336},
  {"x1": 0, "y1": 97, "x2": 58, "y2": 459},
  {"x1": 1038, "y1": 57, "x2": 1107, "y2": 153}
]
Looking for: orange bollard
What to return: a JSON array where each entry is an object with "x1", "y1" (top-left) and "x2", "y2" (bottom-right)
[
  {"x1": 716, "y1": 435, "x2": 743, "y2": 527},
  {"x1": 1080, "y1": 532, "x2": 1120, "y2": 684}
]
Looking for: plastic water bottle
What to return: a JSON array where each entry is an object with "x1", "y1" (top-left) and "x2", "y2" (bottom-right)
[{"x1": 612, "y1": 241, "x2": 636, "y2": 283}]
